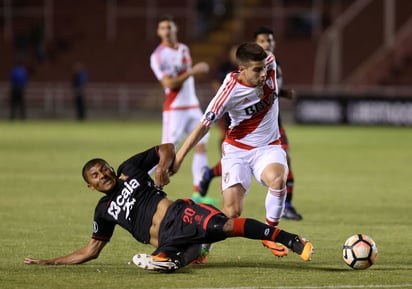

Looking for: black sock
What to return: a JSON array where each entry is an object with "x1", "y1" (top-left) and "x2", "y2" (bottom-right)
[
  {"x1": 234, "y1": 218, "x2": 299, "y2": 248},
  {"x1": 274, "y1": 230, "x2": 298, "y2": 248},
  {"x1": 243, "y1": 218, "x2": 274, "y2": 239}
]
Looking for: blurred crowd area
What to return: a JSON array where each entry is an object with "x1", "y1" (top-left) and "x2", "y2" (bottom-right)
[
  {"x1": 0, "y1": 0, "x2": 332, "y2": 84},
  {"x1": 0, "y1": 0, "x2": 412, "y2": 122}
]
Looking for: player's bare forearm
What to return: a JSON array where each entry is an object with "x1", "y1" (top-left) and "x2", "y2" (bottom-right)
[
  {"x1": 155, "y1": 143, "x2": 176, "y2": 187},
  {"x1": 161, "y1": 62, "x2": 209, "y2": 90},
  {"x1": 173, "y1": 123, "x2": 210, "y2": 174},
  {"x1": 161, "y1": 72, "x2": 191, "y2": 89},
  {"x1": 24, "y1": 253, "x2": 91, "y2": 265},
  {"x1": 24, "y1": 239, "x2": 107, "y2": 265}
]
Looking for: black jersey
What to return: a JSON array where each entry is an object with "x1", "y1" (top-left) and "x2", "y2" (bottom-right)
[{"x1": 92, "y1": 146, "x2": 167, "y2": 244}]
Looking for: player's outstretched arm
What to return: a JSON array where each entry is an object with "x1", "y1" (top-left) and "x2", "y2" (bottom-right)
[
  {"x1": 160, "y1": 62, "x2": 209, "y2": 90},
  {"x1": 24, "y1": 238, "x2": 107, "y2": 265},
  {"x1": 172, "y1": 123, "x2": 210, "y2": 174}
]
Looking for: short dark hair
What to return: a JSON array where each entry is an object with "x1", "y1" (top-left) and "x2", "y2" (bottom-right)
[
  {"x1": 157, "y1": 15, "x2": 175, "y2": 24},
  {"x1": 236, "y1": 42, "x2": 267, "y2": 65},
  {"x1": 82, "y1": 158, "x2": 108, "y2": 183},
  {"x1": 253, "y1": 26, "x2": 274, "y2": 39}
]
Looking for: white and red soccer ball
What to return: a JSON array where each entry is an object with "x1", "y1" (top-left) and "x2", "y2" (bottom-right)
[{"x1": 342, "y1": 234, "x2": 378, "y2": 270}]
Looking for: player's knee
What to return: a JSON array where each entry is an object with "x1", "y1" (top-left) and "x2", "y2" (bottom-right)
[{"x1": 270, "y1": 176, "x2": 285, "y2": 190}]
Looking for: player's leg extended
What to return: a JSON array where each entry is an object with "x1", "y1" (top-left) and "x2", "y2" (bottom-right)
[
  {"x1": 254, "y1": 145, "x2": 289, "y2": 256},
  {"x1": 261, "y1": 162, "x2": 288, "y2": 226},
  {"x1": 283, "y1": 150, "x2": 303, "y2": 220},
  {"x1": 226, "y1": 218, "x2": 313, "y2": 261},
  {"x1": 259, "y1": 162, "x2": 290, "y2": 257},
  {"x1": 220, "y1": 150, "x2": 251, "y2": 218},
  {"x1": 280, "y1": 127, "x2": 303, "y2": 220}
]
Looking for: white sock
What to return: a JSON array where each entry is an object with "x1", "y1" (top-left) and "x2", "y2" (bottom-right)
[
  {"x1": 192, "y1": 152, "x2": 208, "y2": 190},
  {"x1": 265, "y1": 187, "x2": 287, "y2": 225}
]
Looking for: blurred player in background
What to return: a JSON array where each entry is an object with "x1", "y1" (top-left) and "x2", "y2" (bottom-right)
[
  {"x1": 72, "y1": 62, "x2": 88, "y2": 121},
  {"x1": 199, "y1": 27, "x2": 303, "y2": 221},
  {"x1": 150, "y1": 15, "x2": 216, "y2": 205}
]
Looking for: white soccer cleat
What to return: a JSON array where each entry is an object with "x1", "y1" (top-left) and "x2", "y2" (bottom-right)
[{"x1": 132, "y1": 254, "x2": 179, "y2": 272}]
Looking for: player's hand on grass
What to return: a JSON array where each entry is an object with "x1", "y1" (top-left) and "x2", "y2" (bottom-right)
[{"x1": 24, "y1": 257, "x2": 45, "y2": 265}]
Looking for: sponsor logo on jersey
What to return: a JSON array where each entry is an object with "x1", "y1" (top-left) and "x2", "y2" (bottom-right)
[
  {"x1": 244, "y1": 92, "x2": 276, "y2": 116},
  {"x1": 119, "y1": 174, "x2": 129, "y2": 180},
  {"x1": 108, "y1": 178, "x2": 139, "y2": 220}
]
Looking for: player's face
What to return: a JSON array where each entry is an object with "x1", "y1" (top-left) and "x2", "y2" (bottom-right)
[
  {"x1": 239, "y1": 60, "x2": 267, "y2": 87},
  {"x1": 85, "y1": 162, "x2": 116, "y2": 193},
  {"x1": 255, "y1": 33, "x2": 276, "y2": 53},
  {"x1": 157, "y1": 20, "x2": 178, "y2": 45}
]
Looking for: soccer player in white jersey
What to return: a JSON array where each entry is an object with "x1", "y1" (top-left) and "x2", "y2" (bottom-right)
[
  {"x1": 150, "y1": 15, "x2": 216, "y2": 205},
  {"x1": 254, "y1": 26, "x2": 303, "y2": 221},
  {"x1": 172, "y1": 42, "x2": 290, "y2": 258}
]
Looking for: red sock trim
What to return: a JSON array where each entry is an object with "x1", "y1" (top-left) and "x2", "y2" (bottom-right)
[
  {"x1": 271, "y1": 228, "x2": 282, "y2": 242},
  {"x1": 266, "y1": 218, "x2": 278, "y2": 227},
  {"x1": 233, "y1": 218, "x2": 246, "y2": 236}
]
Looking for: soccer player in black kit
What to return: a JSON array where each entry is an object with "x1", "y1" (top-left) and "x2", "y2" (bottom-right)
[{"x1": 24, "y1": 143, "x2": 313, "y2": 272}]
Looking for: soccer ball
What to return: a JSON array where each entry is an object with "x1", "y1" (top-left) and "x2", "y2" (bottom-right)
[{"x1": 342, "y1": 234, "x2": 378, "y2": 270}]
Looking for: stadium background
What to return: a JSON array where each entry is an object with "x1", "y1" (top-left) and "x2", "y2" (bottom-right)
[
  {"x1": 1, "y1": 2, "x2": 412, "y2": 288},
  {"x1": 1, "y1": 0, "x2": 412, "y2": 124}
]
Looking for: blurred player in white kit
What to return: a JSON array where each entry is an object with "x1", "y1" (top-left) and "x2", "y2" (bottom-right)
[{"x1": 150, "y1": 15, "x2": 216, "y2": 205}]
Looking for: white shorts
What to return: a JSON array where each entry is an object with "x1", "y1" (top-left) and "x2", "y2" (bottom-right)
[
  {"x1": 162, "y1": 108, "x2": 209, "y2": 145},
  {"x1": 221, "y1": 142, "x2": 288, "y2": 194}
]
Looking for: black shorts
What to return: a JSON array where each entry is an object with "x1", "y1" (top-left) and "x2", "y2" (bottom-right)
[{"x1": 153, "y1": 199, "x2": 228, "y2": 263}]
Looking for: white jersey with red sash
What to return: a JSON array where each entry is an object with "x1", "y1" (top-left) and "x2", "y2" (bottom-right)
[
  {"x1": 150, "y1": 42, "x2": 200, "y2": 111},
  {"x1": 201, "y1": 54, "x2": 280, "y2": 150}
]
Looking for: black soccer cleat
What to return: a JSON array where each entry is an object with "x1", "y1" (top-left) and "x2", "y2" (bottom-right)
[
  {"x1": 198, "y1": 166, "x2": 213, "y2": 197},
  {"x1": 282, "y1": 206, "x2": 303, "y2": 220},
  {"x1": 288, "y1": 236, "x2": 313, "y2": 261}
]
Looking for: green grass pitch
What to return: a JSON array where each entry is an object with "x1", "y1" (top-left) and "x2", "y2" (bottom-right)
[{"x1": 1, "y1": 120, "x2": 412, "y2": 289}]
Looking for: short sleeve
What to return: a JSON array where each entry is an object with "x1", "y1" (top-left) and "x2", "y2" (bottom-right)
[{"x1": 92, "y1": 202, "x2": 116, "y2": 241}]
